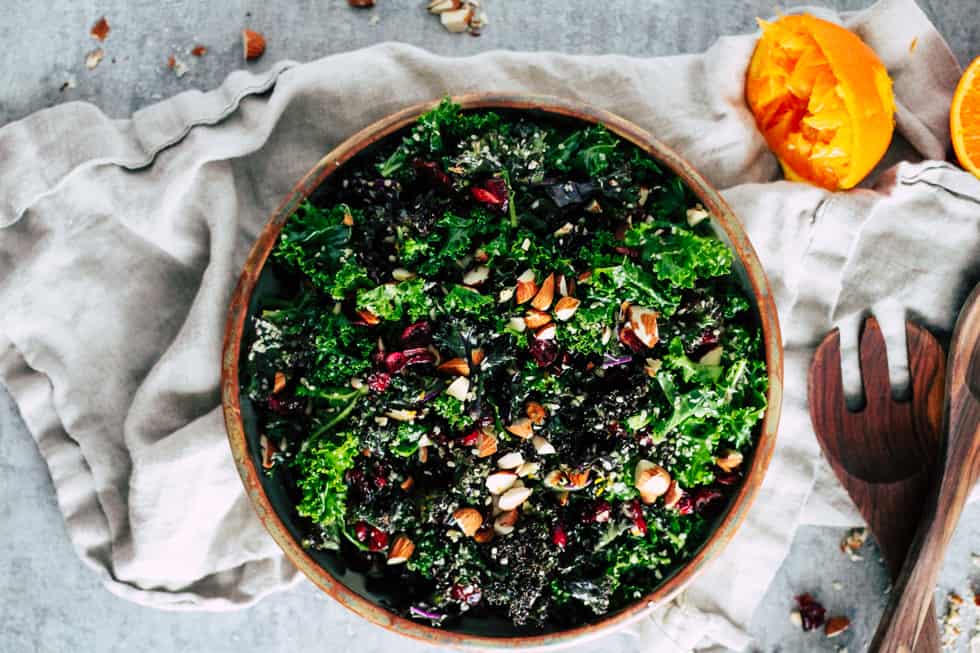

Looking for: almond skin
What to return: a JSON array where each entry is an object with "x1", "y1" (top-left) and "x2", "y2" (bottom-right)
[
  {"x1": 386, "y1": 535, "x2": 415, "y2": 564},
  {"x1": 453, "y1": 507, "x2": 483, "y2": 537},
  {"x1": 554, "y1": 296, "x2": 581, "y2": 321},
  {"x1": 824, "y1": 616, "x2": 850, "y2": 638},
  {"x1": 663, "y1": 480, "x2": 684, "y2": 509},
  {"x1": 635, "y1": 460, "x2": 672, "y2": 504},
  {"x1": 628, "y1": 306, "x2": 660, "y2": 349},
  {"x1": 493, "y1": 509, "x2": 519, "y2": 535},
  {"x1": 525, "y1": 401, "x2": 548, "y2": 425},
  {"x1": 355, "y1": 309, "x2": 380, "y2": 325},
  {"x1": 498, "y1": 487, "x2": 533, "y2": 511},
  {"x1": 273, "y1": 371, "x2": 287, "y2": 394},
  {"x1": 505, "y1": 418, "x2": 534, "y2": 439},
  {"x1": 473, "y1": 526, "x2": 494, "y2": 544},
  {"x1": 715, "y1": 448, "x2": 744, "y2": 472},
  {"x1": 515, "y1": 269, "x2": 538, "y2": 304},
  {"x1": 470, "y1": 348, "x2": 485, "y2": 366},
  {"x1": 242, "y1": 29, "x2": 266, "y2": 61},
  {"x1": 524, "y1": 309, "x2": 552, "y2": 329},
  {"x1": 437, "y1": 357, "x2": 470, "y2": 377},
  {"x1": 476, "y1": 430, "x2": 498, "y2": 458},
  {"x1": 531, "y1": 273, "x2": 556, "y2": 310},
  {"x1": 400, "y1": 476, "x2": 415, "y2": 491}
]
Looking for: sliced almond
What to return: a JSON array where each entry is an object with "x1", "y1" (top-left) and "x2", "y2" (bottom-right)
[
  {"x1": 524, "y1": 309, "x2": 552, "y2": 329},
  {"x1": 686, "y1": 205, "x2": 710, "y2": 227},
  {"x1": 462, "y1": 265, "x2": 490, "y2": 286},
  {"x1": 627, "y1": 306, "x2": 660, "y2": 349},
  {"x1": 515, "y1": 269, "x2": 538, "y2": 304},
  {"x1": 473, "y1": 526, "x2": 494, "y2": 544},
  {"x1": 585, "y1": 199, "x2": 602, "y2": 214},
  {"x1": 493, "y1": 509, "x2": 519, "y2": 535},
  {"x1": 577, "y1": 270, "x2": 593, "y2": 283},
  {"x1": 470, "y1": 348, "x2": 485, "y2": 366},
  {"x1": 532, "y1": 436, "x2": 556, "y2": 455},
  {"x1": 273, "y1": 371, "x2": 287, "y2": 394},
  {"x1": 525, "y1": 401, "x2": 547, "y2": 425},
  {"x1": 453, "y1": 507, "x2": 483, "y2": 537},
  {"x1": 387, "y1": 535, "x2": 415, "y2": 565},
  {"x1": 400, "y1": 476, "x2": 415, "y2": 491},
  {"x1": 260, "y1": 434, "x2": 274, "y2": 469},
  {"x1": 531, "y1": 273, "x2": 556, "y2": 310},
  {"x1": 385, "y1": 408, "x2": 417, "y2": 422},
  {"x1": 638, "y1": 186, "x2": 651, "y2": 206},
  {"x1": 437, "y1": 357, "x2": 470, "y2": 377},
  {"x1": 644, "y1": 358, "x2": 663, "y2": 377},
  {"x1": 356, "y1": 309, "x2": 381, "y2": 325},
  {"x1": 663, "y1": 480, "x2": 684, "y2": 509},
  {"x1": 715, "y1": 449, "x2": 744, "y2": 473},
  {"x1": 486, "y1": 471, "x2": 518, "y2": 495},
  {"x1": 498, "y1": 486, "x2": 533, "y2": 511},
  {"x1": 535, "y1": 323, "x2": 557, "y2": 341},
  {"x1": 445, "y1": 376, "x2": 470, "y2": 401},
  {"x1": 507, "y1": 316, "x2": 527, "y2": 333},
  {"x1": 496, "y1": 451, "x2": 525, "y2": 469},
  {"x1": 505, "y1": 418, "x2": 534, "y2": 439},
  {"x1": 427, "y1": 0, "x2": 461, "y2": 13},
  {"x1": 476, "y1": 430, "x2": 498, "y2": 458},
  {"x1": 553, "y1": 222, "x2": 574, "y2": 237},
  {"x1": 498, "y1": 287, "x2": 515, "y2": 303},
  {"x1": 516, "y1": 461, "x2": 540, "y2": 478},
  {"x1": 824, "y1": 616, "x2": 850, "y2": 638},
  {"x1": 635, "y1": 460, "x2": 672, "y2": 504},
  {"x1": 392, "y1": 268, "x2": 416, "y2": 281},
  {"x1": 554, "y1": 296, "x2": 581, "y2": 321},
  {"x1": 441, "y1": 7, "x2": 473, "y2": 32},
  {"x1": 418, "y1": 446, "x2": 429, "y2": 463}
]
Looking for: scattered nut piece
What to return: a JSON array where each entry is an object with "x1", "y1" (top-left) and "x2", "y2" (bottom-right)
[
  {"x1": 90, "y1": 16, "x2": 110, "y2": 41},
  {"x1": 840, "y1": 527, "x2": 868, "y2": 561},
  {"x1": 392, "y1": 267, "x2": 416, "y2": 281},
  {"x1": 470, "y1": 348, "x2": 485, "y2": 366},
  {"x1": 273, "y1": 371, "x2": 287, "y2": 394},
  {"x1": 190, "y1": 45, "x2": 208, "y2": 57},
  {"x1": 525, "y1": 401, "x2": 547, "y2": 425},
  {"x1": 644, "y1": 358, "x2": 663, "y2": 377},
  {"x1": 663, "y1": 480, "x2": 684, "y2": 509},
  {"x1": 387, "y1": 535, "x2": 415, "y2": 564},
  {"x1": 85, "y1": 48, "x2": 105, "y2": 70},
  {"x1": 715, "y1": 448, "x2": 744, "y2": 473},
  {"x1": 385, "y1": 409, "x2": 417, "y2": 422},
  {"x1": 789, "y1": 611, "x2": 803, "y2": 628},
  {"x1": 686, "y1": 205, "x2": 710, "y2": 227},
  {"x1": 507, "y1": 316, "x2": 527, "y2": 333},
  {"x1": 486, "y1": 471, "x2": 518, "y2": 495},
  {"x1": 473, "y1": 526, "x2": 494, "y2": 543},
  {"x1": 554, "y1": 296, "x2": 581, "y2": 321},
  {"x1": 493, "y1": 509, "x2": 518, "y2": 535},
  {"x1": 585, "y1": 199, "x2": 602, "y2": 214},
  {"x1": 515, "y1": 269, "x2": 538, "y2": 304},
  {"x1": 498, "y1": 287, "x2": 515, "y2": 303},
  {"x1": 498, "y1": 486, "x2": 533, "y2": 511},
  {"x1": 516, "y1": 461, "x2": 540, "y2": 478},
  {"x1": 553, "y1": 222, "x2": 574, "y2": 237},
  {"x1": 505, "y1": 418, "x2": 534, "y2": 439},
  {"x1": 824, "y1": 616, "x2": 850, "y2": 638},
  {"x1": 496, "y1": 452, "x2": 524, "y2": 469},
  {"x1": 445, "y1": 376, "x2": 470, "y2": 401},
  {"x1": 535, "y1": 323, "x2": 557, "y2": 341},
  {"x1": 441, "y1": 7, "x2": 473, "y2": 33},
  {"x1": 427, "y1": 0, "x2": 462, "y2": 12},
  {"x1": 356, "y1": 309, "x2": 380, "y2": 325},
  {"x1": 531, "y1": 273, "x2": 556, "y2": 310},
  {"x1": 418, "y1": 446, "x2": 429, "y2": 463},
  {"x1": 476, "y1": 431, "x2": 497, "y2": 458},
  {"x1": 532, "y1": 436, "x2": 556, "y2": 455},
  {"x1": 437, "y1": 357, "x2": 470, "y2": 377},
  {"x1": 627, "y1": 306, "x2": 660, "y2": 349},
  {"x1": 463, "y1": 265, "x2": 490, "y2": 286},
  {"x1": 524, "y1": 309, "x2": 552, "y2": 329},
  {"x1": 566, "y1": 468, "x2": 591, "y2": 489},
  {"x1": 400, "y1": 476, "x2": 415, "y2": 491},
  {"x1": 260, "y1": 434, "x2": 274, "y2": 469},
  {"x1": 242, "y1": 29, "x2": 266, "y2": 61},
  {"x1": 452, "y1": 507, "x2": 483, "y2": 537},
  {"x1": 635, "y1": 460, "x2": 671, "y2": 504}
]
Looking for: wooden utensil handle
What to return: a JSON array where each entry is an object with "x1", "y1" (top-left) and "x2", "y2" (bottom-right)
[{"x1": 868, "y1": 403, "x2": 980, "y2": 652}]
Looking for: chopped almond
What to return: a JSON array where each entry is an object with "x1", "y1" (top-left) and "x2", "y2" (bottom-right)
[
  {"x1": 525, "y1": 401, "x2": 548, "y2": 425},
  {"x1": 242, "y1": 29, "x2": 266, "y2": 61},
  {"x1": 453, "y1": 507, "x2": 483, "y2": 536},
  {"x1": 505, "y1": 418, "x2": 534, "y2": 439},
  {"x1": 437, "y1": 357, "x2": 470, "y2": 376},
  {"x1": 531, "y1": 273, "x2": 556, "y2": 310}
]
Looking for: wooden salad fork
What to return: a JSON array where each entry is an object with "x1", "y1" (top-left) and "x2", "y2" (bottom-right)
[
  {"x1": 870, "y1": 284, "x2": 980, "y2": 652},
  {"x1": 809, "y1": 317, "x2": 944, "y2": 651}
]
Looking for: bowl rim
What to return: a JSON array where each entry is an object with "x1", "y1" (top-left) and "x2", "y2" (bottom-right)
[{"x1": 221, "y1": 93, "x2": 783, "y2": 650}]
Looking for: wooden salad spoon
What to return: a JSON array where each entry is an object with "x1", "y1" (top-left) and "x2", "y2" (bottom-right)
[
  {"x1": 870, "y1": 284, "x2": 980, "y2": 653},
  {"x1": 809, "y1": 316, "x2": 944, "y2": 651}
]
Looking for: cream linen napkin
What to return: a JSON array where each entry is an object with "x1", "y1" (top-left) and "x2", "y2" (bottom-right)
[{"x1": 1, "y1": 0, "x2": 978, "y2": 650}]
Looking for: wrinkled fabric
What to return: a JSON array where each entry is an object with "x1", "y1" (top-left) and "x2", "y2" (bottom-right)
[{"x1": 1, "y1": 0, "x2": 977, "y2": 650}]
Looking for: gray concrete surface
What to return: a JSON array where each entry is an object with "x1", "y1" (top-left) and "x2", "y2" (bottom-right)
[{"x1": 1, "y1": 1, "x2": 978, "y2": 652}]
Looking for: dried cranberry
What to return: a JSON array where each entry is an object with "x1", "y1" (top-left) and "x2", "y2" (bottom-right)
[
  {"x1": 372, "y1": 474, "x2": 388, "y2": 489},
  {"x1": 367, "y1": 372, "x2": 392, "y2": 393},
  {"x1": 619, "y1": 327, "x2": 645, "y2": 353},
  {"x1": 385, "y1": 351, "x2": 408, "y2": 374},
  {"x1": 353, "y1": 521, "x2": 369, "y2": 542},
  {"x1": 716, "y1": 471, "x2": 741, "y2": 486},
  {"x1": 622, "y1": 500, "x2": 648, "y2": 536},
  {"x1": 674, "y1": 494, "x2": 695, "y2": 515},
  {"x1": 529, "y1": 338, "x2": 559, "y2": 367},
  {"x1": 399, "y1": 321, "x2": 432, "y2": 346},
  {"x1": 582, "y1": 500, "x2": 612, "y2": 524},
  {"x1": 267, "y1": 395, "x2": 303, "y2": 416},
  {"x1": 449, "y1": 584, "x2": 482, "y2": 606},
  {"x1": 412, "y1": 159, "x2": 451, "y2": 187},
  {"x1": 459, "y1": 429, "x2": 480, "y2": 446},
  {"x1": 367, "y1": 527, "x2": 389, "y2": 552},
  {"x1": 551, "y1": 524, "x2": 568, "y2": 550},
  {"x1": 692, "y1": 487, "x2": 724, "y2": 514},
  {"x1": 471, "y1": 178, "x2": 508, "y2": 209},
  {"x1": 795, "y1": 594, "x2": 826, "y2": 631}
]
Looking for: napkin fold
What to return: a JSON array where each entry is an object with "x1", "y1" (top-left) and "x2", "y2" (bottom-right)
[{"x1": 1, "y1": 0, "x2": 978, "y2": 650}]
